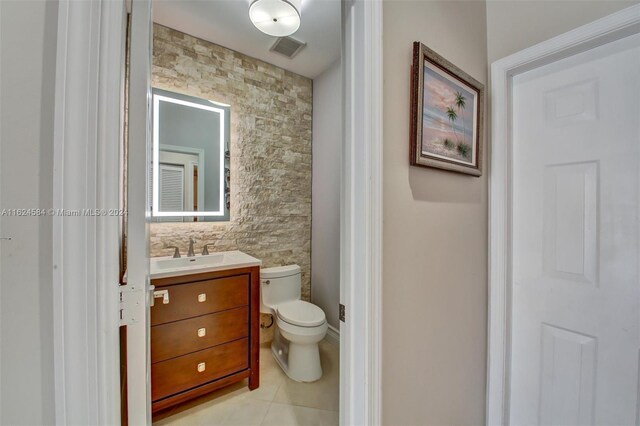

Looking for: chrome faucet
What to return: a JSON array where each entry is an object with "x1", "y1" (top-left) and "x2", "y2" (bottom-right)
[
  {"x1": 187, "y1": 237, "x2": 196, "y2": 257},
  {"x1": 202, "y1": 243, "x2": 216, "y2": 255},
  {"x1": 165, "y1": 245, "x2": 181, "y2": 258}
]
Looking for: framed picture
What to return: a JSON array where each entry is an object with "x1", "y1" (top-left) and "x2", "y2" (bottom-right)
[{"x1": 410, "y1": 42, "x2": 484, "y2": 176}]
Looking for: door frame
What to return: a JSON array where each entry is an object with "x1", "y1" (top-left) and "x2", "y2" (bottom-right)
[
  {"x1": 125, "y1": 0, "x2": 153, "y2": 423},
  {"x1": 340, "y1": 1, "x2": 383, "y2": 425},
  {"x1": 52, "y1": 0, "x2": 383, "y2": 424},
  {"x1": 487, "y1": 4, "x2": 640, "y2": 425},
  {"x1": 52, "y1": 0, "x2": 126, "y2": 424}
]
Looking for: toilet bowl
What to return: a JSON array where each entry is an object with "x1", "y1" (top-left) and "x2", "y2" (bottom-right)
[{"x1": 261, "y1": 265, "x2": 327, "y2": 382}]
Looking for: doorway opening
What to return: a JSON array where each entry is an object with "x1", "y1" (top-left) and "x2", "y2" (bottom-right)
[{"x1": 121, "y1": 0, "x2": 375, "y2": 424}]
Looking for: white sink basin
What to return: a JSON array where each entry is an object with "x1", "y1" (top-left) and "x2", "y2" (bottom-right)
[
  {"x1": 150, "y1": 250, "x2": 261, "y2": 279},
  {"x1": 152, "y1": 253, "x2": 225, "y2": 270}
]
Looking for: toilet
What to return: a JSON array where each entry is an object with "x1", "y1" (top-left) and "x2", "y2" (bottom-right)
[{"x1": 260, "y1": 265, "x2": 328, "y2": 382}]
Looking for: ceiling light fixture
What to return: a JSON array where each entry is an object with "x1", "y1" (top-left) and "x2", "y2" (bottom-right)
[{"x1": 249, "y1": 0, "x2": 301, "y2": 37}]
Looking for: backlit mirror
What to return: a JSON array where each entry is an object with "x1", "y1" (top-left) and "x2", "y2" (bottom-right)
[{"x1": 152, "y1": 88, "x2": 230, "y2": 222}]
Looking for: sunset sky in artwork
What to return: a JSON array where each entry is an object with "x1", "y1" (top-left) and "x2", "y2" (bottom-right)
[{"x1": 422, "y1": 62, "x2": 475, "y2": 136}]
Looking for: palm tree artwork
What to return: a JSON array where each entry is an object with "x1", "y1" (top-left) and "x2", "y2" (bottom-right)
[
  {"x1": 454, "y1": 91, "x2": 466, "y2": 143},
  {"x1": 412, "y1": 43, "x2": 484, "y2": 174},
  {"x1": 415, "y1": 57, "x2": 477, "y2": 164},
  {"x1": 446, "y1": 106, "x2": 459, "y2": 143},
  {"x1": 442, "y1": 93, "x2": 471, "y2": 159}
]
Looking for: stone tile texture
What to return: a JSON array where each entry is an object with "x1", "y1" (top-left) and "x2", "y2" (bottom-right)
[{"x1": 149, "y1": 24, "x2": 313, "y2": 305}]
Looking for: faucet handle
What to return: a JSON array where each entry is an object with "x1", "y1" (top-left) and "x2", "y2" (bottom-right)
[
  {"x1": 164, "y1": 245, "x2": 181, "y2": 258},
  {"x1": 202, "y1": 243, "x2": 216, "y2": 256}
]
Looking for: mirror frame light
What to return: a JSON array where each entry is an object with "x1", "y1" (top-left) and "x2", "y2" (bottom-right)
[{"x1": 152, "y1": 93, "x2": 227, "y2": 218}]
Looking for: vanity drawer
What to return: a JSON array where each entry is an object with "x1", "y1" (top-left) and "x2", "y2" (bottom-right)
[
  {"x1": 151, "y1": 306, "x2": 248, "y2": 363},
  {"x1": 151, "y1": 338, "x2": 248, "y2": 401},
  {"x1": 151, "y1": 275, "x2": 249, "y2": 325}
]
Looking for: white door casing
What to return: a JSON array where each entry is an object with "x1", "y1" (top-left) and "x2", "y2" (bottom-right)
[
  {"x1": 488, "y1": 4, "x2": 640, "y2": 425},
  {"x1": 126, "y1": 0, "x2": 153, "y2": 424},
  {"x1": 52, "y1": 0, "x2": 126, "y2": 424},
  {"x1": 341, "y1": 0, "x2": 383, "y2": 425}
]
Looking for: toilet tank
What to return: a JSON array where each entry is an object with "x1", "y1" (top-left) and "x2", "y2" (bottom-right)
[{"x1": 260, "y1": 264, "x2": 301, "y2": 313}]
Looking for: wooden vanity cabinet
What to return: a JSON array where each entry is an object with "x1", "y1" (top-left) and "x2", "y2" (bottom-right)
[{"x1": 150, "y1": 266, "x2": 260, "y2": 414}]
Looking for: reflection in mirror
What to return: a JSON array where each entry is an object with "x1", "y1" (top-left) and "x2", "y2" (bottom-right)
[{"x1": 152, "y1": 88, "x2": 230, "y2": 222}]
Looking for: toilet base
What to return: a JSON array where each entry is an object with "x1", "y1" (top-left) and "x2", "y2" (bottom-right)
[{"x1": 271, "y1": 330, "x2": 323, "y2": 383}]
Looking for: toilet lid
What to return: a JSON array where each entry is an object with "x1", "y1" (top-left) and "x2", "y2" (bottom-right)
[{"x1": 277, "y1": 300, "x2": 326, "y2": 327}]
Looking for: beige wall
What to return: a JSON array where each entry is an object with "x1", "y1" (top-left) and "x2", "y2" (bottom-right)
[
  {"x1": 382, "y1": 1, "x2": 488, "y2": 424},
  {"x1": 150, "y1": 25, "x2": 313, "y2": 305},
  {"x1": 312, "y1": 59, "x2": 342, "y2": 328},
  {"x1": 486, "y1": 0, "x2": 636, "y2": 63}
]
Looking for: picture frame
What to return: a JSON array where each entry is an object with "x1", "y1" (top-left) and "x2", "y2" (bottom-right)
[{"x1": 410, "y1": 42, "x2": 484, "y2": 176}]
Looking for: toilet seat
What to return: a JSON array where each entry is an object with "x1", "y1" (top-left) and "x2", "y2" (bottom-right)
[{"x1": 277, "y1": 300, "x2": 326, "y2": 327}]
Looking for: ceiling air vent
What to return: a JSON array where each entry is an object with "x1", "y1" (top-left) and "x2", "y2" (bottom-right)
[{"x1": 270, "y1": 36, "x2": 306, "y2": 59}]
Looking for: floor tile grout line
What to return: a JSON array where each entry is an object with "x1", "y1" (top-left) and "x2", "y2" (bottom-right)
[
  {"x1": 259, "y1": 401, "x2": 274, "y2": 426},
  {"x1": 269, "y1": 400, "x2": 339, "y2": 414},
  {"x1": 269, "y1": 376, "x2": 285, "y2": 403},
  {"x1": 257, "y1": 373, "x2": 282, "y2": 425}
]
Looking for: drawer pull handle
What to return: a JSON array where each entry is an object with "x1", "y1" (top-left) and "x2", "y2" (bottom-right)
[
  {"x1": 198, "y1": 293, "x2": 206, "y2": 303},
  {"x1": 197, "y1": 362, "x2": 206, "y2": 373},
  {"x1": 153, "y1": 290, "x2": 169, "y2": 305},
  {"x1": 197, "y1": 328, "x2": 206, "y2": 337}
]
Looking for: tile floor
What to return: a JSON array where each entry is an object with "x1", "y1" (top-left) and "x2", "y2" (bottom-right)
[{"x1": 153, "y1": 339, "x2": 339, "y2": 426}]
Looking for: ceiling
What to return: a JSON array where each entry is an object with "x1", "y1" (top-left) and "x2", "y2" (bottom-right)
[{"x1": 152, "y1": 0, "x2": 341, "y2": 79}]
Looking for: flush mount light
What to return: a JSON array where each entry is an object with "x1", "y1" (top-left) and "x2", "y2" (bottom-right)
[{"x1": 249, "y1": 0, "x2": 301, "y2": 37}]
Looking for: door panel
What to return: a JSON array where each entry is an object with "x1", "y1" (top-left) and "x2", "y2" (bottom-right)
[
  {"x1": 539, "y1": 324, "x2": 597, "y2": 426},
  {"x1": 543, "y1": 161, "x2": 598, "y2": 285},
  {"x1": 511, "y1": 33, "x2": 640, "y2": 426}
]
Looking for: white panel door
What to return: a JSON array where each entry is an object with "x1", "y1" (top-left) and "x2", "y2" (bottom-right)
[{"x1": 510, "y1": 33, "x2": 640, "y2": 426}]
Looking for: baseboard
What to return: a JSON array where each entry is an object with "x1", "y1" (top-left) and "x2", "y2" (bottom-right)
[{"x1": 325, "y1": 324, "x2": 340, "y2": 346}]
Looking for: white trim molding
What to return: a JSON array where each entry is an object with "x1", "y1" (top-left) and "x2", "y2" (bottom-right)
[
  {"x1": 126, "y1": 0, "x2": 153, "y2": 423},
  {"x1": 341, "y1": 0, "x2": 383, "y2": 425},
  {"x1": 487, "y1": 5, "x2": 640, "y2": 425},
  {"x1": 325, "y1": 324, "x2": 340, "y2": 346},
  {"x1": 52, "y1": 0, "x2": 126, "y2": 424}
]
